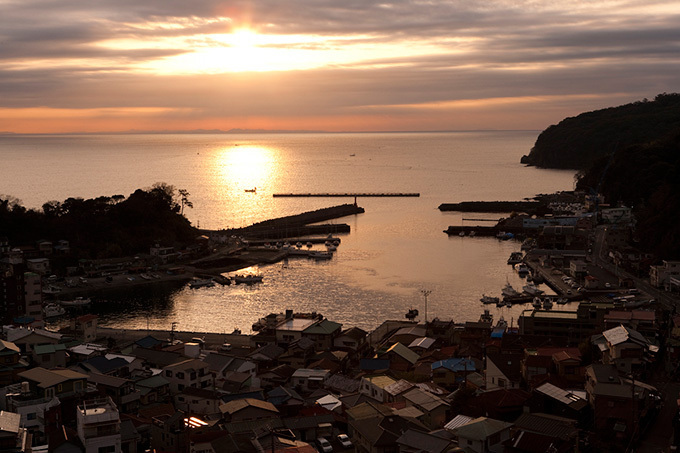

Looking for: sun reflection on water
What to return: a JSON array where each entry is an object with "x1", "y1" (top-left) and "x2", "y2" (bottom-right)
[{"x1": 213, "y1": 145, "x2": 279, "y2": 227}]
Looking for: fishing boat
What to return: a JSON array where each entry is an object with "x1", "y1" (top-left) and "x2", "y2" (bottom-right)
[
  {"x1": 189, "y1": 278, "x2": 215, "y2": 289},
  {"x1": 515, "y1": 263, "x2": 530, "y2": 276},
  {"x1": 244, "y1": 187, "x2": 257, "y2": 193},
  {"x1": 501, "y1": 282, "x2": 521, "y2": 299},
  {"x1": 60, "y1": 297, "x2": 91, "y2": 307},
  {"x1": 43, "y1": 303, "x2": 66, "y2": 318},
  {"x1": 522, "y1": 283, "x2": 544, "y2": 296},
  {"x1": 405, "y1": 308, "x2": 419, "y2": 320},
  {"x1": 480, "y1": 294, "x2": 500, "y2": 305},
  {"x1": 507, "y1": 252, "x2": 523, "y2": 265},
  {"x1": 309, "y1": 251, "x2": 333, "y2": 260},
  {"x1": 532, "y1": 297, "x2": 542, "y2": 309},
  {"x1": 233, "y1": 274, "x2": 264, "y2": 284},
  {"x1": 542, "y1": 298, "x2": 553, "y2": 309}
]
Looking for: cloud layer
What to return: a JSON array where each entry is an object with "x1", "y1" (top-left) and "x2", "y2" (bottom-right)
[{"x1": 1, "y1": 0, "x2": 679, "y2": 132}]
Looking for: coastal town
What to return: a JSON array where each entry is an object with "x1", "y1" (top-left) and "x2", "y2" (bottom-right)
[{"x1": 2, "y1": 190, "x2": 680, "y2": 453}]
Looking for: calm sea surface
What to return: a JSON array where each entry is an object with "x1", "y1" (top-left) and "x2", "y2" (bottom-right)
[{"x1": 0, "y1": 132, "x2": 575, "y2": 333}]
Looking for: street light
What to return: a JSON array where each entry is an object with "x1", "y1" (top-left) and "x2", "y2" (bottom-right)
[{"x1": 421, "y1": 289, "x2": 432, "y2": 323}]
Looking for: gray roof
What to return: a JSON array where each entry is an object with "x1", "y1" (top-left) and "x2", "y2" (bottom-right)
[
  {"x1": 513, "y1": 413, "x2": 578, "y2": 440},
  {"x1": 403, "y1": 387, "x2": 449, "y2": 411},
  {"x1": 0, "y1": 410, "x2": 21, "y2": 434},
  {"x1": 453, "y1": 417, "x2": 513, "y2": 441},
  {"x1": 396, "y1": 429, "x2": 454, "y2": 453}
]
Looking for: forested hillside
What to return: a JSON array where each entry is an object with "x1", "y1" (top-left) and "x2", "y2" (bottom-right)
[
  {"x1": 0, "y1": 183, "x2": 196, "y2": 259},
  {"x1": 522, "y1": 93, "x2": 680, "y2": 169}
]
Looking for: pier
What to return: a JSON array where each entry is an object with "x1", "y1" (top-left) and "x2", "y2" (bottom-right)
[{"x1": 273, "y1": 192, "x2": 420, "y2": 198}]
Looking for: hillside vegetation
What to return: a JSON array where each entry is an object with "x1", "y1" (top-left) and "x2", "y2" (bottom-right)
[
  {"x1": 522, "y1": 93, "x2": 680, "y2": 170},
  {"x1": 0, "y1": 183, "x2": 197, "y2": 259},
  {"x1": 576, "y1": 130, "x2": 680, "y2": 258}
]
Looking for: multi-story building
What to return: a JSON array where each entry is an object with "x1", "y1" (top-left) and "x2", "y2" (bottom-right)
[
  {"x1": 76, "y1": 397, "x2": 121, "y2": 453},
  {"x1": 23, "y1": 272, "x2": 43, "y2": 323},
  {"x1": 162, "y1": 359, "x2": 213, "y2": 394}
]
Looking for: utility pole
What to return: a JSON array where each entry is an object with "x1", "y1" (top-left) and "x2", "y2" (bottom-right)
[{"x1": 421, "y1": 289, "x2": 432, "y2": 323}]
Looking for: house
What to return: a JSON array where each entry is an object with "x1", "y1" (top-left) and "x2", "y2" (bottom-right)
[
  {"x1": 333, "y1": 327, "x2": 368, "y2": 356},
  {"x1": 401, "y1": 387, "x2": 450, "y2": 429},
  {"x1": 86, "y1": 373, "x2": 141, "y2": 414},
  {"x1": 301, "y1": 318, "x2": 342, "y2": 350},
  {"x1": 150, "y1": 411, "x2": 209, "y2": 452},
  {"x1": 431, "y1": 357, "x2": 476, "y2": 388},
  {"x1": 4, "y1": 367, "x2": 95, "y2": 444},
  {"x1": 0, "y1": 340, "x2": 29, "y2": 386},
  {"x1": 594, "y1": 325, "x2": 652, "y2": 375},
  {"x1": 279, "y1": 337, "x2": 317, "y2": 368},
  {"x1": 650, "y1": 260, "x2": 680, "y2": 290},
  {"x1": 396, "y1": 429, "x2": 458, "y2": 453},
  {"x1": 5, "y1": 327, "x2": 62, "y2": 354},
  {"x1": 485, "y1": 353, "x2": 523, "y2": 389},
  {"x1": 161, "y1": 359, "x2": 213, "y2": 394},
  {"x1": 0, "y1": 410, "x2": 31, "y2": 452},
  {"x1": 31, "y1": 343, "x2": 67, "y2": 369},
  {"x1": 219, "y1": 398, "x2": 279, "y2": 424},
  {"x1": 466, "y1": 388, "x2": 530, "y2": 422},
  {"x1": 65, "y1": 314, "x2": 98, "y2": 343},
  {"x1": 290, "y1": 368, "x2": 330, "y2": 393},
  {"x1": 376, "y1": 342, "x2": 419, "y2": 371},
  {"x1": 175, "y1": 387, "x2": 223, "y2": 416},
  {"x1": 202, "y1": 352, "x2": 256, "y2": 383},
  {"x1": 134, "y1": 374, "x2": 170, "y2": 406},
  {"x1": 528, "y1": 382, "x2": 589, "y2": 422},
  {"x1": 275, "y1": 317, "x2": 318, "y2": 346},
  {"x1": 450, "y1": 417, "x2": 513, "y2": 453},
  {"x1": 359, "y1": 374, "x2": 397, "y2": 402},
  {"x1": 584, "y1": 364, "x2": 660, "y2": 442},
  {"x1": 346, "y1": 401, "x2": 429, "y2": 453},
  {"x1": 77, "y1": 397, "x2": 121, "y2": 453},
  {"x1": 383, "y1": 379, "x2": 415, "y2": 404}
]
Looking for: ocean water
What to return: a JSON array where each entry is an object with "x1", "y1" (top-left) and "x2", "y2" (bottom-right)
[{"x1": 0, "y1": 131, "x2": 576, "y2": 332}]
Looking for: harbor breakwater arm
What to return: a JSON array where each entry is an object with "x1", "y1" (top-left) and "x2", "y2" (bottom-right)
[
  {"x1": 438, "y1": 200, "x2": 545, "y2": 214},
  {"x1": 224, "y1": 203, "x2": 364, "y2": 238}
]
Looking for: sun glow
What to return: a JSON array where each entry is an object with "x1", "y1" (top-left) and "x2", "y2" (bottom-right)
[{"x1": 216, "y1": 145, "x2": 277, "y2": 191}]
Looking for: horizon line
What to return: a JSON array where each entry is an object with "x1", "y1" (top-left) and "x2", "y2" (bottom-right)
[{"x1": 0, "y1": 128, "x2": 542, "y2": 136}]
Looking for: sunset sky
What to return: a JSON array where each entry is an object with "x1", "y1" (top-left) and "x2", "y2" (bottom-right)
[{"x1": 1, "y1": 0, "x2": 679, "y2": 133}]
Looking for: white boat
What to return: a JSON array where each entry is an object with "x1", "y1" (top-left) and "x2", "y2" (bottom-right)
[
  {"x1": 42, "y1": 285, "x2": 62, "y2": 294},
  {"x1": 309, "y1": 251, "x2": 333, "y2": 260},
  {"x1": 501, "y1": 282, "x2": 521, "y2": 298},
  {"x1": 43, "y1": 303, "x2": 66, "y2": 318},
  {"x1": 60, "y1": 297, "x2": 91, "y2": 307},
  {"x1": 189, "y1": 278, "x2": 215, "y2": 289},
  {"x1": 140, "y1": 273, "x2": 153, "y2": 280},
  {"x1": 522, "y1": 283, "x2": 544, "y2": 296},
  {"x1": 233, "y1": 274, "x2": 264, "y2": 284},
  {"x1": 532, "y1": 297, "x2": 542, "y2": 309},
  {"x1": 507, "y1": 252, "x2": 523, "y2": 265},
  {"x1": 515, "y1": 263, "x2": 530, "y2": 276},
  {"x1": 480, "y1": 294, "x2": 500, "y2": 305}
]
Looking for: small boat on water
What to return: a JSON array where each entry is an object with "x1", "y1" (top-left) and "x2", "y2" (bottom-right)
[
  {"x1": 60, "y1": 297, "x2": 91, "y2": 307},
  {"x1": 244, "y1": 187, "x2": 257, "y2": 193},
  {"x1": 522, "y1": 283, "x2": 544, "y2": 296},
  {"x1": 507, "y1": 252, "x2": 523, "y2": 265},
  {"x1": 405, "y1": 308, "x2": 419, "y2": 320},
  {"x1": 309, "y1": 251, "x2": 333, "y2": 260},
  {"x1": 42, "y1": 285, "x2": 62, "y2": 294},
  {"x1": 480, "y1": 294, "x2": 500, "y2": 305},
  {"x1": 515, "y1": 263, "x2": 530, "y2": 276},
  {"x1": 233, "y1": 274, "x2": 264, "y2": 284},
  {"x1": 43, "y1": 303, "x2": 66, "y2": 318},
  {"x1": 532, "y1": 297, "x2": 542, "y2": 309},
  {"x1": 140, "y1": 273, "x2": 153, "y2": 280},
  {"x1": 189, "y1": 278, "x2": 215, "y2": 289},
  {"x1": 501, "y1": 282, "x2": 521, "y2": 299}
]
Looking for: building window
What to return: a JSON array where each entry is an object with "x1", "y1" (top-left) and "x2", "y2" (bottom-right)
[
  {"x1": 165, "y1": 370, "x2": 172, "y2": 377},
  {"x1": 27, "y1": 413, "x2": 36, "y2": 420}
]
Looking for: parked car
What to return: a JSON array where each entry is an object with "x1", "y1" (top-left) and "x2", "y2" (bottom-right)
[
  {"x1": 316, "y1": 437, "x2": 333, "y2": 453},
  {"x1": 337, "y1": 433, "x2": 353, "y2": 449}
]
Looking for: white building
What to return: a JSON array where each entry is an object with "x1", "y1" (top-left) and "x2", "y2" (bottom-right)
[
  {"x1": 77, "y1": 397, "x2": 121, "y2": 453},
  {"x1": 650, "y1": 260, "x2": 680, "y2": 290}
]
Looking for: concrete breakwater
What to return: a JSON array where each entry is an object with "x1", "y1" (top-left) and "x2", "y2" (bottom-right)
[
  {"x1": 225, "y1": 203, "x2": 364, "y2": 239},
  {"x1": 438, "y1": 200, "x2": 545, "y2": 214}
]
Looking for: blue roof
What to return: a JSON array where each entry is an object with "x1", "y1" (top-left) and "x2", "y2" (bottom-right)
[
  {"x1": 360, "y1": 358, "x2": 390, "y2": 371},
  {"x1": 135, "y1": 335, "x2": 164, "y2": 349},
  {"x1": 431, "y1": 358, "x2": 476, "y2": 372}
]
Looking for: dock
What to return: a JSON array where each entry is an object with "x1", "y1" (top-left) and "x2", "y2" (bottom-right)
[{"x1": 273, "y1": 192, "x2": 419, "y2": 198}]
